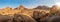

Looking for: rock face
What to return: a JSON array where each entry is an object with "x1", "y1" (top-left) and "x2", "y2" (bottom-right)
[
  {"x1": 0, "y1": 15, "x2": 14, "y2": 22},
  {"x1": 49, "y1": 15, "x2": 60, "y2": 22},
  {"x1": 50, "y1": 5, "x2": 58, "y2": 13},
  {"x1": 0, "y1": 5, "x2": 50, "y2": 17},
  {"x1": 0, "y1": 14, "x2": 37, "y2": 22},
  {"x1": 0, "y1": 5, "x2": 30, "y2": 16},
  {"x1": 41, "y1": 15, "x2": 60, "y2": 22},
  {"x1": 14, "y1": 14, "x2": 37, "y2": 22},
  {"x1": 0, "y1": 5, "x2": 59, "y2": 22},
  {"x1": 32, "y1": 11, "x2": 49, "y2": 22}
]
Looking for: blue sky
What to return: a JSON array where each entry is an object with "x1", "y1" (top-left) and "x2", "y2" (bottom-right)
[
  {"x1": 0, "y1": 0, "x2": 59, "y2": 8},
  {"x1": 0, "y1": 0, "x2": 22, "y2": 8}
]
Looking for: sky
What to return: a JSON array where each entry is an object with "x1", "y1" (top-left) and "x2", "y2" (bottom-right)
[
  {"x1": 0, "y1": 0, "x2": 60, "y2": 8},
  {"x1": 0, "y1": 0, "x2": 22, "y2": 8}
]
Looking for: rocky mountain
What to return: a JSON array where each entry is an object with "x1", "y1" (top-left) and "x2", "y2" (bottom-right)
[
  {"x1": 0, "y1": 5, "x2": 50, "y2": 16},
  {"x1": 14, "y1": 5, "x2": 28, "y2": 10},
  {"x1": 33, "y1": 5, "x2": 50, "y2": 10},
  {"x1": 3, "y1": 7, "x2": 13, "y2": 11}
]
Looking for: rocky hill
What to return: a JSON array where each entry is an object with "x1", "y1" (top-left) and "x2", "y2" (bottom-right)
[
  {"x1": 0, "y1": 5, "x2": 50, "y2": 16},
  {"x1": 33, "y1": 5, "x2": 50, "y2": 10}
]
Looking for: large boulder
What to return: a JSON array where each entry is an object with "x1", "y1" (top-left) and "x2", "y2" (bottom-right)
[
  {"x1": 49, "y1": 15, "x2": 60, "y2": 22},
  {"x1": 40, "y1": 15, "x2": 60, "y2": 22},
  {"x1": 0, "y1": 15, "x2": 14, "y2": 22},
  {"x1": 33, "y1": 11, "x2": 50, "y2": 22},
  {"x1": 13, "y1": 14, "x2": 37, "y2": 22}
]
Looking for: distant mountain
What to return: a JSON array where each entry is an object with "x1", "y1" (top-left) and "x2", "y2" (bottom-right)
[
  {"x1": 14, "y1": 5, "x2": 28, "y2": 10},
  {"x1": 3, "y1": 7, "x2": 12, "y2": 11},
  {"x1": 33, "y1": 5, "x2": 50, "y2": 10},
  {"x1": 0, "y1": 5, "x2": 50, "y2": 16}
]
